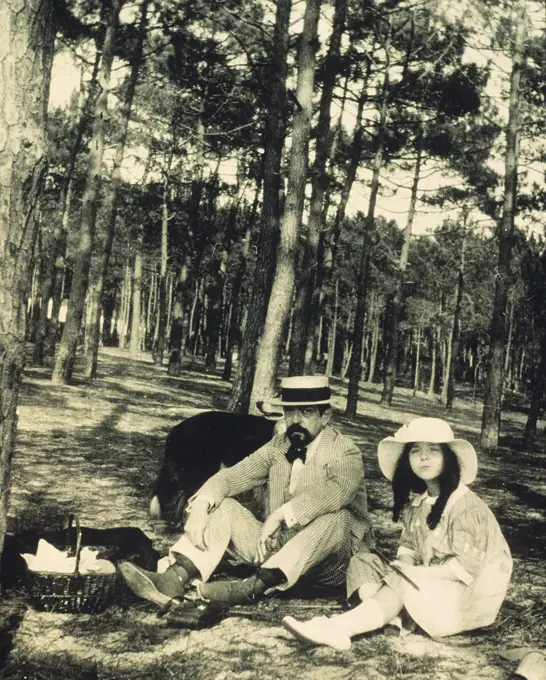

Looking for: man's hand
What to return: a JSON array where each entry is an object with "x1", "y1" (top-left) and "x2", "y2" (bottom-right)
[
  {"x1": 255, "y1": 509, "x2": 284, "y2": 564},
  {"x1": 184, "y1": 497, "x2": 211, "y2": 550}
]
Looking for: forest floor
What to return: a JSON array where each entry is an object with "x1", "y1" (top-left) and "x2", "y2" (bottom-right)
[{"x1": 1, "y1": 347, "x2": 545, "y2": 680}]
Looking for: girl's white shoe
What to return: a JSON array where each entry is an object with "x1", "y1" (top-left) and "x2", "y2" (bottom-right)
[{"x1": 282, "y1": 615, "x2": 351, "y2": 651}]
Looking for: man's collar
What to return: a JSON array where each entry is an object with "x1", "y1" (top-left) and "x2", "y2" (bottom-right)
[{"x1": 304, "y1": 428, "x2": 326, "y2": 461}]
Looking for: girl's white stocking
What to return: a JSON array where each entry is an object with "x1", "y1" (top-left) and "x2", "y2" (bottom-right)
[{"x1": 333, "y1": 587, "x2": 404, "y2": 638}]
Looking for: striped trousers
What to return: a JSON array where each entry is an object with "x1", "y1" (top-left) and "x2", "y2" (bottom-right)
[{"x1": 169, "y1": 498, "x2": 355, "y2": 590}]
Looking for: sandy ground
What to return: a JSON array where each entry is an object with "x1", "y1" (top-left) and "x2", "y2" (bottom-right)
[{"x1": 1, "y1": 347, "x2": 545, "y2": 679}]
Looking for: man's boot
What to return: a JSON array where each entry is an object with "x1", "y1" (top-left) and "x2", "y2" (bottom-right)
[
  {"x1": 197, "y1": 568, "x2": 285, "y2": 605},
  {"x1": 119, "y1": 561, "x2": 195, "y2": 607}
]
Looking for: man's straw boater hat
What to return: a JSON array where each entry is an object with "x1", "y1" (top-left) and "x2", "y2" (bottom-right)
[
  {"x1": 272, "y1": 376, "x2": 331, "y2": 407},
  {"x1": 377, "y1": 417, "x2": 478, "y2": 485}
]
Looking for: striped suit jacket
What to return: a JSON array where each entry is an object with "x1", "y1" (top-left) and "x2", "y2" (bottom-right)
[{"x1": 194, "y1": 425, "x2": 374, "y2": 551}]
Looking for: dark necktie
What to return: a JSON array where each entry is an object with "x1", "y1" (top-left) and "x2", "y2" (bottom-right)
[{"x1": 286, "y1": 445, "x2": 307, "y2": 464}]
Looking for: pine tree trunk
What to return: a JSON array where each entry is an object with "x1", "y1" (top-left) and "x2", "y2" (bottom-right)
[
  {"x1": 288, "y1": 0, "x2": 347, "y2": 374},
  {"x1": 167, "y1": 260, "x2": 190, "y2": 375},
  {"x1": 83, "y1": 0, "x2": 149, "y2": 379},
  {"x1": 413, "y1": 326, "x2": 422, "y2": 394},
  {"x1": 0, "y1": 0, "x2": 55, "y2": 562},
  {"x1": 504, "y1": 295, "x2": 514, "y2": 378},
  {"x1": 84, "y1": 278, "x2": 101, "y2": 368},
  {"x1": 119, "y1": 262, "x2": 132, "y2": 348},
  {"x1": 518, "y1": 347, "x2": 525, "y2": 387},
  {"x1": 381, "y1": 128, "x2": 422, "y2": 406},
  {"x1": 481, "y1": 0, "x2": 526, "y2": 450},
  {"x1": 223, "y1": 182, "x2": 260, "y2": 381},
  {"x1": 44, "y1": 261, "x2": 66, "y2": 357},
  {"x1": 345, "y1": 40, "x2": 391, "y2": 418},
  {"x1": 28, "y1": 253, "x2": 42, "y2": 343},
  {"x1": 205, "y1": 280, "x2": 223, "y2": 372},
  {"x1": 367, "y1": 313, "x2": 380, "y2": 384},
  {"x1": 129, "y1": 236, "x2": 143, "y2": 359},
  {"x1": 101, "y1": 289, "x2": 116, "y2": 346},
  {"x1": 445, "y1": 217, "x2": 467, "y2": 409},
  {"x1": 325, "y1": 279, "x2": 339, "y2": 376},
  {"x1": 523, "y1": 339, "x2": 546, "y2": 451},
  {"x1": 187, "y1": 279, "x2": 200, "y2": 354},
  {"x1": 320, "y1": 75, "x2": 369, "y2": 332},
  {"x1": 250, "y1": 0, "x2": 322, "y2": 408},
  {"x1": 34, "y1": 51, "x2": 101, "y2": 365},
  {"x1": 441, "y1": 325, "x2": 454, "y2": 402},
  {"x1": 52, "y1": 0, "x2": 122, "y2": 384},
  {"x1": 428, "y1": 327, "x2": 438, "y2": 397},
  {"x1": 154, "y1": 181, "x2": 170, "y2": 365},
  {"x1": 228, "y1": 0, "x2": 291, "y2": 414}
]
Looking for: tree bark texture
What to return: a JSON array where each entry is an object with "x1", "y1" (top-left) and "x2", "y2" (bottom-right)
[
  {"x1": 0, "y1": 0, "x2": 55, "y2": 561},
  {"x1": 250, "y1": 0, "x2": 322, "y2": 409},
  {"x1": 289, "y1": 0, "x2": 347, "y2": 374},
  {"x1": 52, "y1": 0, "x2": 123, "y2": 384},
  {"x1": 228, "y1": 0, "x2": 291, "y2": 414},
  {"x1": 481, "y1": 0, "x2": 526, "y2": 450}
]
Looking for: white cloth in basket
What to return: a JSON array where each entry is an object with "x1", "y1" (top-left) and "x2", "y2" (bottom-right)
[{"x1": 21, "y1": 539, "x2": 116, "y2": 574}]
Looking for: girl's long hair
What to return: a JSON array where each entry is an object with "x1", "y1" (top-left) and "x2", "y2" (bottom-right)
[{"x1": 392, "y1": 443, "x2": 461, "y2": 530}]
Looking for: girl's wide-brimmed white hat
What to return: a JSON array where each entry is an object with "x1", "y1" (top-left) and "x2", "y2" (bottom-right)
[
  {"x1": 271, "y1": 376, "x2": 331, "y2": 406},
  {"x1": 378, "y1": 417, "x2": 478, "y2": 484}
]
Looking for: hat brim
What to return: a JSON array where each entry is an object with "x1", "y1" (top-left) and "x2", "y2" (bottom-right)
[
  {"x1": 378, "y1": 437, "x2": 477, "y2": 485},
  {"x1": 269, "y1": 397, "x2": 331, "y2": 407}
]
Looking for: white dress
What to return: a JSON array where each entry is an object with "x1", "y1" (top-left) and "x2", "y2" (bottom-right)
[{"x1": 350, "y1": 485, "x2": 513, "y2": 637}]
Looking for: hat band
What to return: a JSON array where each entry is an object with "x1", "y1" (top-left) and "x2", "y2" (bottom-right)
[{"x1": 281, "y1": 387, "x2": 331, "y2": 403}]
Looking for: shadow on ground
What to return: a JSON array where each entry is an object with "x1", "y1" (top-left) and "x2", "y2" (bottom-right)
[{"x1": 2, "y1": 347, "x2": 545, "y2": 680}]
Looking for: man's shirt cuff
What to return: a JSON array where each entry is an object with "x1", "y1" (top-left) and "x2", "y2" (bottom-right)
[
  {"x1": 186, "y1": 495, "x2": 215, "y2": 513},
  {"x1": 281, "y1": 502, "x2": 297, "y2": 528}
]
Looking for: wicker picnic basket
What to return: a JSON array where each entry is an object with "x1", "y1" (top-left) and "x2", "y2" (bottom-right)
[{"x1": 25, "y1": 516, "x2": 123, "y2": 614}]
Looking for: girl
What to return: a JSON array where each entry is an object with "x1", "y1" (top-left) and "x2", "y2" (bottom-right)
[{"x1": 282, "y1": 417, "x2": 513, "y2": 650}]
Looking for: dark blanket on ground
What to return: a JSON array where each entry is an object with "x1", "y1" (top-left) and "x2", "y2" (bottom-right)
[{"x1": 1, "y1": 526, "x2": 159, "y2": 589}]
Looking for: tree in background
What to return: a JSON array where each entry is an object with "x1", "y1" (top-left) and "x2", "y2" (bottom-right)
[
  {"x1": 14, "y1": 0, "x2": 544, "y2": 454},
  {"x1": 481, "y1": 0, "x2": 527, "y2": 450},
  {"x1": 83, "y1": 0, "x2": 151, "y2": 379},
  {"x1": 52, "y1": 0, "x2": 124, "y2": 384},
  {"x1": 250, "y1": 0, "x2": 322, "y2": 407},
  {"x1": 0, "y1": 0, "x2": 55, "y2": 561},
  {"x1": 228, "y1": 0, "x2": 291, "y2": 413}
]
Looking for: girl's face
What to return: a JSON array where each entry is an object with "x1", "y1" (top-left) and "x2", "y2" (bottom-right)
[{"x1": 408, "y1": 442, "x2": 445, "y2": 482}]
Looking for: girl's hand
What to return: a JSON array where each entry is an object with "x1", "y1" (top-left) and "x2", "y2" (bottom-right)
[{"x1": 394, "y1": 554, "x2": 417, "y2": 566}]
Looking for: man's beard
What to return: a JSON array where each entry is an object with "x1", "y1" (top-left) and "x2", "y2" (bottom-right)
[{"x1": 286, "y1": 424, "x2": 313, "y2": 448}]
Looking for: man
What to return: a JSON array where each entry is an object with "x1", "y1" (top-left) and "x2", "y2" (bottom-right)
[{"x1": 120, "y1": 375, "x2": 374, "y2": 607}]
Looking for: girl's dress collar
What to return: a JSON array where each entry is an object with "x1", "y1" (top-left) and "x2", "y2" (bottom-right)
[{"x1": 411, "y1": 484, "x2": 469, "y2": 510}]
